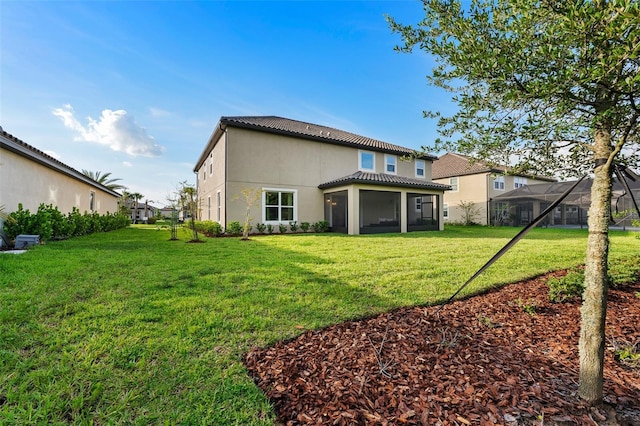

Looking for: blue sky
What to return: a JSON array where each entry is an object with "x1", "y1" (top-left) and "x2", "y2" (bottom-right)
[{"x1": 1, "y1": 1, "x2": 454, "y2": 205}]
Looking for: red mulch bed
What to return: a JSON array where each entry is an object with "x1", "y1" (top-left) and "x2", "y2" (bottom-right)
[{"x1": 244, "y1": 272, "x2": 640, "y2": 425}]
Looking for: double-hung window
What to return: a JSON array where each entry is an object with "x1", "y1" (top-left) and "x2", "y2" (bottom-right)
[
  {"x1": 385, "y1": 154, "x2": 397, "y2": 174},
  {"x1": 514, "y1": 176, "x2": 527, "y2": 189},
  {"x1": 263, "y1": 189, "x2": 297, "y2": 223},
  {"x1": 443, "y1": 203, "x2": 449, "y2": 218},
  {"x1": 449, "y1": 177, "x2": 459, "y2": 192},
  {"x1": 359, "y1": 150, "x2": 375, "y2": 172},
  {"x1": 494, "y1": 175, "x2": 505, "y2": 190},
  {"x1": 415, "y1": 160, "x2": 425, "y2": 178}
]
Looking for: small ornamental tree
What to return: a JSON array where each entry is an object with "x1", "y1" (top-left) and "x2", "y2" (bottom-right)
[
  {"x1": 178, "y1": 182, "x2": 200, "y2": 242},
  {"x1": 237, "y1": 187, "x2": 262, "y2": 240},
  {"x1": 389, "y1": 0, "x2": 640, "y2": 405}
]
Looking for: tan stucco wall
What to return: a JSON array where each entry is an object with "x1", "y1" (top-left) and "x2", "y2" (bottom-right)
[
  {"x1": 198, "y1": 126, "x2": 438, "y2": 231},
  {"x1": 435, "y1": 173, "x2": 553, "y2": 225},
  {"x1": 196, "y1": 132, "x2": 226, "y2": 223},
  {"x1": 0, "y1": 148, "x2": 118, "y2": 215}
]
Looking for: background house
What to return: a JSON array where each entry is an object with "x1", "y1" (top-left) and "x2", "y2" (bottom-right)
[
  {"x1": 194, "y1": 116, "x2": 450, "y2": 235},
  {"x1": 489, "y1": 174, "x2": 640, "y2": 228},
  {"x1": 0, "y1": 127, "x2": 120, "y2": 223},
  {"x1": 431, "y1": 152, "x2": 556, "y2": 225}
]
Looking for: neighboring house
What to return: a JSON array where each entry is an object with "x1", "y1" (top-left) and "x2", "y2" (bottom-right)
[
  {"x1": 432, "y1": 152, "x2": 556, "y2": 225},
  {"x1": 194, "y1": 116, "x2": 450, "y2": 235},
  {"x1": 0, "y1": 127, "x2": 120, "y2": 221},
  {"x1": 490, "y1": 174, "x2": 640, "y2": 228},
  {"x1": 130, "y1": 202, "x2": 157, "y2": 224}
]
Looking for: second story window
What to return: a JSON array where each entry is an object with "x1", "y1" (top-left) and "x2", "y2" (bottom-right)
[
  {"x1": 514, "y1": 176, "x2": 527, "y2": 188},
  {"x1": 415, "y1": 160, "x2": 425, "y2": 178},
  {"x1": 450, "y1": 177, "x2": 459, "y2": 192},
  {"x1": 494, "y1": 175, "x2": 505, "y2": 190},
  {"x1": 359, "y1": 150, "x2": 375, "y2": 172},
  {"x1": 385, "y1": 155, "x2": 397, "y2": 174}
]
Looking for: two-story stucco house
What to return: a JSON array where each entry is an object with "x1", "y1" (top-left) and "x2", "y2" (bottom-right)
[
  {"x1": 432, "y1": 152, "x2": 556, "y2": 225},
  {"x1": 0, "y1": 128, "x2": 120, "y2": 218},
  {"x1": 194, "y1": 116, "x2": 450, "y2": 235}
]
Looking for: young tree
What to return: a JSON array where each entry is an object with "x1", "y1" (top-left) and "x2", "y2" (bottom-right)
[
  {"x1": 389, "y1": 0, "x2": 639, "y2": 405},
  {"x1": 457, "y1": 200, "x2": 482, "y2": 225},
  {"x1": 179, "y1": 182, "x2": 200, "y2": 242},
  {"x1": 236, "y1": 187, "x2": 262, "y2": 240}
]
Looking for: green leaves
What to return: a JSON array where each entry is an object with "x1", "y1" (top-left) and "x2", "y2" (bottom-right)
[{"x1": 388, "y1": 0, "x2": 640, "y2": 174}]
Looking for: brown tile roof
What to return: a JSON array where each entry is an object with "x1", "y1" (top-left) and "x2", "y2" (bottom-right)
[
  {"x1": 0, "y1": 128, "x2": 120, "y2": 196},
  {"x1": 318, "y1": 171, "x2": 451, "y2": 191},
  {"x1": 431, "y1": 152, "x2": 556, "y2": 182},
  {"x1": 220, "y1": 116, "x2": 437, "y2": 159}
]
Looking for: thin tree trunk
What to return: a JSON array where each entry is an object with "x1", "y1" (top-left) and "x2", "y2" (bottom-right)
[{"x1": 578, "y1": 128, "x2": 612, "y2": 404}]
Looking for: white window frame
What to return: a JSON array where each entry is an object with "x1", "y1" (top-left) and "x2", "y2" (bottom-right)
[
  {"x1": 207, "y1": 196, "x2": 211, "y2": 220},
  {"x1": 262, "y1": 188, "x2": 297, "y2": 224},
  {"x1": 494, "y1": 175, "x2": 505, "y2": 190},
  {"x1": 216, "y1": 191, "x2": 221, "y2": 222},
  {"x1": 384, "y1": 154, "x2": 397, "y2": 175},
  {"x1": 209, "y1": 160, "x2": 213, "y2": 175},
  {"x1": 449, "y1": 177, "x2": 459, "y2": 192},
  {"x1": 443, "y1": 203, "x2": 449, "y2": 219},
  {"x1": 415, "y1": 159, "x2": 425, "y2": 178},
  {"x1": 415, "y1": 197, "x2": 422, "y2": 212},
  {"x1": 514, "y1": 176, "x2": 527, "y2": 189},
  {"x1": 358, "y1": 150, "x2": 375, "y2": 172}
]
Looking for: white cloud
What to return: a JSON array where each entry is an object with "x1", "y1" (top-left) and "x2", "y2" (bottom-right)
[
  {"x1": 122, "y1": 161, "x2": 133, "y2": 167},
  {"x1": 149, "y1": 107, "x2": 171, "y2": 117},
  {"x1": 52, "y1": 104, "x2": 163, "y2": 157}
]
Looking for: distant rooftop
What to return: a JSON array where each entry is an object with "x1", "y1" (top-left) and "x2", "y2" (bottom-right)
[{"x1": 432, "y1": 152, "x2": 556, "y2": 182}]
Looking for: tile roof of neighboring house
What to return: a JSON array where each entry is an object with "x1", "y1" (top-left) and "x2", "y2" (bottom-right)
[
  {"x1": 318, "y1": 171, "x2": 452, "y2": 190},
  {"x1": 431, "y1": 152, "x2": 556, "y2": 182},
  {"x1": 0, "y1": 128, "x2": 120, "y2": 197},
  {"x1": 194, "y1": 116, "x2": 435, "y2": 170}
]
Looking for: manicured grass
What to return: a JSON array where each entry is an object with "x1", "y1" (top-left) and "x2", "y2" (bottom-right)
[{"x1": 0, "y1": 226, "x2": 637, "y2": 424}]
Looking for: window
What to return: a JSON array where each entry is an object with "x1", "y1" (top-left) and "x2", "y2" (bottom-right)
[
  {"x1": 415, "y1": 160, "x2": 425, "y2": 178},
  {"x1": 216, "y1": 191, "x2": 221, "y2": 222},
  {"x1": 89, "y1": 191, "x2": 95, "y2": 212},
  {"x1": 263, "y1": 189, "x2": 296, "y2": 223},
  {"x1": 514, "y1": 176, "x2": 528, "y2": 189},
  {"x1": 415, "y1": 197, "x2": 422, "y2": 212},
  {"x1": 203, "y1": 169, "x2": 206, "y2": 181},
  {"x1": 449, "y1": 177, "x2": 458, "y2": 192},
  {"x1": 207, "y1": 196, "x2": 211, "y2": 220},
  {"x1": 443, "y1": 203, "x2": 449, "y2": 218},
  {"x1": 359, "y1": 150, "x2": 375, "y2": 172},
  {"x1": 385, "y1": 154, "x2": 397, "y2": 174},
  {"x1": 494, "y1": 175, "x2": 505, "y2": 190},
  {"x1": 209, "y1": 160, "x2": 213, "y2": 175}
]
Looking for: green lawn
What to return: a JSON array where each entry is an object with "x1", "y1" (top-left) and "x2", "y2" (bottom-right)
[{"x1": 1, "y1": 226, "x2": 638, "y2": 425}]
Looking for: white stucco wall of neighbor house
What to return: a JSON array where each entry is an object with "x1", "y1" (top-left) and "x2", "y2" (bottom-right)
[{"x1": 0, "y1": 136, "x2": 119, "y2": 216}]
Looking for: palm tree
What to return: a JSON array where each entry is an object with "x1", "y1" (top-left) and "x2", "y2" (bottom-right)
[
  {"x1": 81, "y1": 170, "x2": 126, "y2": 191},
  {"x1": 129, "y1": 192, "x2": 144, "y2": 224}
]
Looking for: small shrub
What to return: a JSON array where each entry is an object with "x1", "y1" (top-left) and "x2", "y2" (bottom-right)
[
  {"x1": 255, "y1": 223, "x2": 266, "y2": 234},
  {"x1": 147, "y1": 217, "x2": 157, "y2": 225},
  {"x1": 266, "y1": 224, "x2": 274, "y2": 234},
  {"x1": 226, "y1": 221, "x2": 243, "y2": 236},
  {"x1": 611, "y1": 338, "x2": 640, "y2": 368},
  {"x1": 194, "y1": 220, "x2": 223, "y2": 237},
  {"x1": 548, "y1": 270, "x2": 585, "y2": 303},
  {"x1": 278, "y1": 223, "x2": 288, "y2": 234},
  {"x1": 312, "y1": 220, "x2": 329, "y2": 233},
  {"x1": 289, "y1": 221, "x2": 299, "y2": 232},
  {"x1": 300, "y1": 222, "x2": 310, "y2": 232},
  {"x1": 511, "y1": 298, "x2": 537, "y2": 315}
]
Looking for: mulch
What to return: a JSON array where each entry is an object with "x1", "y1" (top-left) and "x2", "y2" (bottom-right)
[{"x1": 244, "y1": 271, "x2": 640, "y2": 425}]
